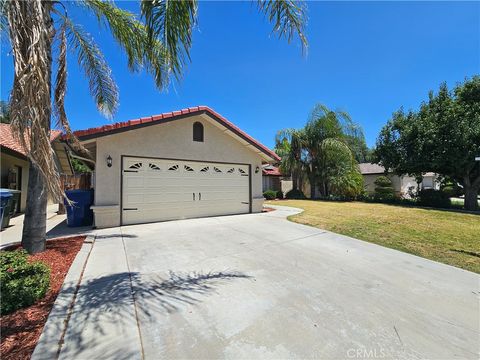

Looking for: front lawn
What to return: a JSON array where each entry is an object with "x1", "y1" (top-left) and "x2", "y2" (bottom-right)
[{"x1": 267, "y1": 200, "x2": 480, "y2": 273}]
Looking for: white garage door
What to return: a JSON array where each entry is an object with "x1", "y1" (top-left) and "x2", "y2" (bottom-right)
[{"x1": 122, "y1": 157, "x2": 250, "y2": 225}]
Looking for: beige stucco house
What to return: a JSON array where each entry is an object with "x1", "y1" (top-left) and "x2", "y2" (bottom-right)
[
  {"x1": 72, "y1": 106, "x2": 279, "y2": 228},
  {"x1": 359, "y1": 163, "x2": 439, "y2": 197}
]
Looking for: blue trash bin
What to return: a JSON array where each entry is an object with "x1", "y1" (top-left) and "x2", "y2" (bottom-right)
[
  {"x1": 64, "y1": 189, "x2": 94, "y2": 227},
  {"x1": 0, "y1": 189, "x2": 13, "y2": 230}
]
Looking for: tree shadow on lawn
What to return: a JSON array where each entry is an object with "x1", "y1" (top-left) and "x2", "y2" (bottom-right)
[{"x1": 59, "y1": 270, "x2": 252, "y2": 358}]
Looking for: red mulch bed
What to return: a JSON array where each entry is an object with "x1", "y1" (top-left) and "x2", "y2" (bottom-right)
[
  {"x1": 262, "y1": 207, "x2": 276, "y2": 212},
  {"x1": 1, "y1": 236, "x2": 85, "y2": 360}
]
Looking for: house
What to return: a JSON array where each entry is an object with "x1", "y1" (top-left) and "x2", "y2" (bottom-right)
[
  {"x1": 262, "y1": 164, "x2": 281, "y2": 192},
  {"x1": 262, "y1": 164, "x2": 293, "y2": 195},
  {"x1": 70, "y1": 106, "x2": 280, "y2": 228},
  {"x1": 0, "y1": 123, "x2": 73, "y2": 212},
  {"x1": 359, "y1": 163, "x2": 439, "y2": 197}
]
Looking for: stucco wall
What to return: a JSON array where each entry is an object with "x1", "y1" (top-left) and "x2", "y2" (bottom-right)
[
  {"x1": 0, "y1": 152, "x2": 29, "y2": 212},
  {"x1": 363, "y1": 174, "x2": 403, "y2": 194},
  {"x1": 93, "y1": 114, "x2": 265, "y2": 226}
]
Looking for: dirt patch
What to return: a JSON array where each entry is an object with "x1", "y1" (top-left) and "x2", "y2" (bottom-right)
[{"x1": 1, "y1": 236, "x2": 85, "y2": 360}]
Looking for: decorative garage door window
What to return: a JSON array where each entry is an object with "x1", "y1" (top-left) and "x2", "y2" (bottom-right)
[
  {"x1": 129, "y1": 162, "x2": 142, "y2": 170},
  {"x1": 200, "y1": 166, "x2": 209, "y2": 172},
  {"x1": 184, "y1": 165, "x2": 194, "y2": 172},
  {"x1": 149, "y1": 163, "x2": 160, "y2": 170},
  {"x1": 168, "y1": 164, "x2": 179, "y2": 171}
]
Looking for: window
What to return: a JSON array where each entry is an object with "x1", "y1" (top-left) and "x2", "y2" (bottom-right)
[
  {"x1": 129, "y1": 162, "x2": 142, "y2": 170},
  {"x1": 214, "y1": 167, "x2": 222, "y2": 173},
  {"x1": 200, "y1": 166, "x2": 209, "y2": 172},
  {"x1": 168, "y1": 164, "x2": 179, "y2": 171},
  {"x1": 149, "y1": 163, "x2": 160, "y2": 170},
  {"x1": 184, "y1": 165, "x2": 194, "y2": 172},
  {"x1": 193, "y1": 122, "x2": 204, "y2": 142}
]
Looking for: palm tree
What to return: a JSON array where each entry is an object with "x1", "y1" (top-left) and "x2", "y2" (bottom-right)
[
  {"x1": 1, "y1": 0, "x2": 308, "y2": 254},
  {"x1": 275, "y1": 128, "x2": 304, "y2": 191}
]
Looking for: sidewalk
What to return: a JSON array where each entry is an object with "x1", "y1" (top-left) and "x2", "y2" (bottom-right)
[{"x1": 0, "y1": 204, "x2": 93, "y2": 248}]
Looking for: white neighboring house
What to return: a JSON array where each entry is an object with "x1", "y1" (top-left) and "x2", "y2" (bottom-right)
[{"x1": 359, "y1": 163, "x2": 440, "y2": 198}]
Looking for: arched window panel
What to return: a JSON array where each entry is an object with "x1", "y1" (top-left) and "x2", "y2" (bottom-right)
[{"x1": 193, "y1": 122, "x2": 204, "y2": 142}]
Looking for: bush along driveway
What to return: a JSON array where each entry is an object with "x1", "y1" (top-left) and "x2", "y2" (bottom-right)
[
  {"x1": 268, "y1": 200, "x2": 480, "y2": 273},
  {"x1": 41, "y1": 207, "x2": 479, "y2": 359}
]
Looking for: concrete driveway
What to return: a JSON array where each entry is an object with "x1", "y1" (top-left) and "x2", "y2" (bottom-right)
[{"x1": 48, "y1": 206, "x2": 478, "y2": 359}]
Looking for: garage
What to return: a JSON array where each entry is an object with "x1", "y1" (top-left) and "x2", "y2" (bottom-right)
[
  {"x1": 72, "y1": 106, "x2": 280, "y2": 228},
  {"x1": 122, "y1": 157, "x2": 250, "y2": 225}
]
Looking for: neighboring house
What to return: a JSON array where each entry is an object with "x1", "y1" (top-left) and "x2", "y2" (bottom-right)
[
  {"x1": 262, "y1": 164, "x2": 293, "y2": 195},
  {"x1": 359, "y1": 163, "x2": 439, "y2": 197},
  {"x1": 71, "y1": 106, "x2": 279, "y2": 228},
  {"x1": 262, "y1": 164, "x2": 281, "y2": 192},
  {"x1": 0, "y1": 123, "x2": 73, "y2": 212}
]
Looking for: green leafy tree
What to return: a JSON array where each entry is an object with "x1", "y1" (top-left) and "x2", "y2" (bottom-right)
[
  {"x1": 2, "y1": 0, "x2": 308, "y2": 253},
  {"x1": 373, "y1": 176, "x2": 395, "y2": 200},
  {"x1": 375, "y1": 77, "x2": 480, "y2": 211}
]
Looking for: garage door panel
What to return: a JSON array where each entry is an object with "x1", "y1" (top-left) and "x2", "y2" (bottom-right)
[{"x1": 122, "y1": 157, "x2": 250, "y2": 225}]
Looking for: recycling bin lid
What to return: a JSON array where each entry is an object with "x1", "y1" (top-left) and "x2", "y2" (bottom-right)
[{"x1": 0, "y1": 189, "x2": 13, "y2": 198}]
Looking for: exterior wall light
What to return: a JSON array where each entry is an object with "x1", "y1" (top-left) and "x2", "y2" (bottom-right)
[
  {"x1": 255, "y1": 166, "x2": 260, "y2": 174},
  {"x1": 107, "y1": 155, "x2": 112, "y2": 168}
]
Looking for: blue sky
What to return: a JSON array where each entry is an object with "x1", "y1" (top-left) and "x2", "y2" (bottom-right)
[{"x1": 1, "y1": 1, "x2": 478, "y2": 148}]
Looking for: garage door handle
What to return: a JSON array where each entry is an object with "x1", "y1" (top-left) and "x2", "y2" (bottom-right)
[
  {"x1": 199, "y1": 192, "x2": 201, "y2": 201},
  {"x1": 193, "y1": 193, "x2": 195, "y2": 201},
  {"x1": 241, "y1": 202, "x2": 249, "y2": 204},
  {"x1": 123, "y1": 208, "x2": 138, "y2": 211}
]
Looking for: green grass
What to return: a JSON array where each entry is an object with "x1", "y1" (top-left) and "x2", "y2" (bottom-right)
[{"x1": 267, "y1": 200, "x2": 480, "y2": 273}]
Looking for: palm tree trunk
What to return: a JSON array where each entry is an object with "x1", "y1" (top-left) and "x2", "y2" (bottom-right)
[
  {"x1": 19, "y1": 1, "x2": 54, "y2": 254},
  {"x1": 292, "y1": 169, "x2": 298, "y2": 190},
  {"x1": 310, "y1": 174, "x2": 316, "y2": 199},
  {"x1": 22, "y1": 161, "x2": 48, "y2": 253}
]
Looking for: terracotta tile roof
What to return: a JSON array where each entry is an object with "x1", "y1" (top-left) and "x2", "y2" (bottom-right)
[
  {"x1": 0, "y1": 123, "x2": 62, "y2": 157},
  {"x1": 262, "y1": 165, "x2": 282, "y2": 176},
  {"x1": 70, "y1": 106, "x2": 280, "y2": 161}
]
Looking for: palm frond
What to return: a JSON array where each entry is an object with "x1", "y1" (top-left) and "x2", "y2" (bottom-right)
[
  {"x1": 83, "y1": 0, "x2": 173, "y2": 89},
  {"x1": 61, "y1": 16, "x2": 119, "y2": 118},
  {"x1": 141, "y1": 0, "x2": 197, "y2": 79},
  {"x1": 53, "y1": 21, "x2": 86, "y2": 156},
  {"x1": 257, "y1": 0, "x2": 308, "y2": 53},
  {"x1": 6, "y1": 0, "x2": 63, "y2": 201}
]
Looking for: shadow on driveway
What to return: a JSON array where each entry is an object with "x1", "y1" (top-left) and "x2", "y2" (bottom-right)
[{"x1": 59, "y1": 270, "x2": 252, "y2": 359}]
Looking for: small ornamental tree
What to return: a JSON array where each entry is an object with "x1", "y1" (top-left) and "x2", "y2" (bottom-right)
[{"x1": 374, "y1": 176, "x2": 395, "y2": 200}]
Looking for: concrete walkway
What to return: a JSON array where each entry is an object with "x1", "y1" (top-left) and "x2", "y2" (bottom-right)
[
  {"x1": 46, "y1": 206, "x2": 479, "y2": 359},
  {"x1": 0, "y1": 204, "x2": 93, "y2": 248}
]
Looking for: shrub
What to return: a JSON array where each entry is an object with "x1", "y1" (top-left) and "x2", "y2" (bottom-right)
[
  {"x1": 285, "y1": 189, "x2": 306, "y2": 199},
  {"x1": 374, "y1": 176, "x2": 395, "y2": 200},
  {"x1": 0, "y1": 249, "x2": 50, "y2": 315},
  {"x1": 328, "y1": 169, "x2": 365, "y2": 200},
  {"x1": 441, "y1": 186, "x2": 456, "y2": 198},
  {"x1": 263, "y1": 189, "x2": 277, "y2": 200},
  {"x1": 276, "y1": 190, "x2": 284, "y2": 199},
  {"x1": 417, "y1": 189, "x2": 451, "y2": 208}
]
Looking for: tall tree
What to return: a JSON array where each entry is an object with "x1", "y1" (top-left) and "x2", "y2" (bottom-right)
[
  {"x1": 276, "y1": 104, "x2": 365, "y2": 199},
  {"x1": 375, "y1": 77, "x2": 480, "y2": 211},
  {"x1": 1, "y1": 0, "x2": 308, "y2": 253},
  {"x1": 275, "y1": 128, "x2": 304, "y2": 191}
]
